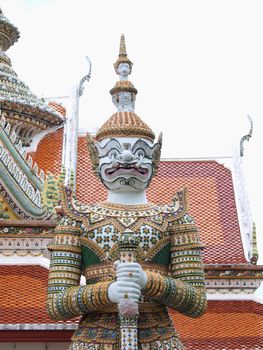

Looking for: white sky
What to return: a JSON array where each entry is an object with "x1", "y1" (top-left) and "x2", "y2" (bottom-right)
[{"x1": 1, "y1": 0, "x2": 263, "y2": 261}]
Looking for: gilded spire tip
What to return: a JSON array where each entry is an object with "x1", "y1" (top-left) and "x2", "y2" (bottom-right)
[
  {"x1": 119, "y1": 34, "x2": 127, "y2": 56},
  {"x1": 114, "y1": 34, "x2": 133, "y2": 75}
]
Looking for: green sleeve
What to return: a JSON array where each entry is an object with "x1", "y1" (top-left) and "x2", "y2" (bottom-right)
[
  {"x1": 143, "y1": 213, "x2": 207, "y2": 318},
  {"x1": 46, "y1": 216, "x2": 113, "y2": 320}
]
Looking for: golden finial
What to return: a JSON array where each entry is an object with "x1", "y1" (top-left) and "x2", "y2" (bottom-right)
[
  {"x1": 119, "y1": 34, "x2": 127, "y2": 56},
  {"x1": 114, "y1": 34, "x2": 133, "y2": 74}
]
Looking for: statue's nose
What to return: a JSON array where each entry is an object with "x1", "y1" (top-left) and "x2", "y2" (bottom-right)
[{"x1": 120, "y1": 150, "x2": 134, "y2": 162}]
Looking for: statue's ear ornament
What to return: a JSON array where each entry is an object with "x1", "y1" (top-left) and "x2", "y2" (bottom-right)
[
  {"x1": 86, "y1": 133, "x2": 100, "y2": 177},
  {"x1": 152, "y1": 132, "x2": 162, "y2": 176}
]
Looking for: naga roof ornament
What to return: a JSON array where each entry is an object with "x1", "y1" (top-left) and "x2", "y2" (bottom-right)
[
  {"x1": 0, "y1": 8, "x2": 64, "y2": 146},
  {"x1": 240, "y1": 115, "x2": 253, "y2": 157},
  {"x1": 95, "y1": 35, "x2": 155, "y2": 142}
]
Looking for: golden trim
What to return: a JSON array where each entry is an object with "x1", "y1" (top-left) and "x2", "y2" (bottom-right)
[
  {"x1": 170, "y1": 243, "x2": 205, "y2": 252},
  {"x1": 131, "y1": 217, "x2": 169, "y2": 233},
  {"x1": 48, "y1": 244, "x2": 81, "y2": 253},
  {"x1": 88, "y1": 302, "x2": 166, "y2": 314},
  {"x1": 143, "y1": 263, "x2": 169, "y2": 276},
  {"x1": 85, "y1": 218, "x2": 124, "y2": 235},
  {"x1": 99, "y1": 201, "x2": 156, "y2": 211}
]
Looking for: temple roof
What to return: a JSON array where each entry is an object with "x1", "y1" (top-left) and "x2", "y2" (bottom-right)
[
  {"x1": 30, "y1": 131, "x2": 247, "y2": 264},
  {"x1": 0, "y1": 25, "x2": 261, "y2": 348},
  {"x1": 0, "y1": 264, "x2": 262, "y2": 350},
  {"x1": 0, "y1": 265, "x2": 76, "y2": 327},
  {"x1": 172, "y1": 301, "x2": 263, "y2": 349}
]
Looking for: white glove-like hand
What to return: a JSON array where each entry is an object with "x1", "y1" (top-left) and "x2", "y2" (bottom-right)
[
  {"x1": 116, "y1": 262, "x2": 148, "y2": 289},
  {"x1": 108, "y1": 280, "x2": 141, "y2": 304}
]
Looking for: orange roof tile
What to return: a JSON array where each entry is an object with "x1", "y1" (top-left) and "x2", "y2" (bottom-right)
[
  {"x1": 171, "y1": 301, "x2": 263, "y2": 349},
  {"x1": 0, "y1": 265, "x2": 76, "y2": 326},
  {"x1": 1, "y1": 265, "x2": 263, "y2": 349},
  {"x1": 149, "y1": 161, "x2": 246, "y2": 264},
  {"x1": 30, "y1": 127, "x2": 64, "y2": 175},
  {"x1": 76, "y1": 136, "x2": 105, "y2": 203},
  {"x1": 48, "y1": 101, "x2": 66, "y2": 117},
  {"x1": 0, "y1": 265, "x2": 51, "y2": 324}
]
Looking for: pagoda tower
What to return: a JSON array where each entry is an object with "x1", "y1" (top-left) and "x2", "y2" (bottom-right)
[
  {"x1": 95, "y1": 34, "x2": 156, "y2": 144},
  {"x1": 0, "y1": 8, "x2": 64, "y2": 146}
]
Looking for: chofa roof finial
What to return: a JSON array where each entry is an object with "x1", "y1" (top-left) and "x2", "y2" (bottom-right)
[{"x1": 240, "y1": 115, "x2": 253, "y2": 157}]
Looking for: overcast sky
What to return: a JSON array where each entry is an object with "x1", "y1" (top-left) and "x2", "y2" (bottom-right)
[{"x1": 1, "y1": 0, "x2": 263, "y2": 261}]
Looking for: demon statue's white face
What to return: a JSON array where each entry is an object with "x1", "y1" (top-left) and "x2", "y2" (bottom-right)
[{"x1": 93, "y1": 136, "x2": 162, "y2": 192}]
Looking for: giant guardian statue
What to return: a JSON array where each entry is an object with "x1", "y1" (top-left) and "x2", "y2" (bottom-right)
[{"x1": 46, "y1": 35, "x2": 207, "y2": 350}]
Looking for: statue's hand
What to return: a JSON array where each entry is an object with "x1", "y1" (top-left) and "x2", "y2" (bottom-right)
[
  {"x1": 116, "y1": 262, "x2": 148, "y2": 289},
  {"x1": 108, "y1": 280, "x2": 141, "y2": 304}
]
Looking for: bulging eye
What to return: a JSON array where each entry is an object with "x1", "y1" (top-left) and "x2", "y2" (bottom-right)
[
  {"x1": 109, "y1": 150, "x2": 119, "y2": 159},
  {"x1": 136, "y1": 150, "x2": 145, "y2": 158}
]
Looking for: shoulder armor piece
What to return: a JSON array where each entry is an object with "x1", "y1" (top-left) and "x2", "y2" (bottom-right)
[
  {"x1": 59, "y1": 185, "x2": 91, "y2": 222},
  {"x1": 161, "y1": 187, "x2": 188, "y2": 221}
]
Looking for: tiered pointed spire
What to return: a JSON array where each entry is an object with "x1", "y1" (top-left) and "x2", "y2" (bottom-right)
[
  {"x1": 114, "y1": 34, "x2": 133, "y2": 74},
  {"x1": 0, "y1": 8, "x2": 64, "y2": 146},
  {"x1": 110, "y1": 34, "x2": 137, "y2": 112},
  {"x1": 120, "y1": 34, "x2": 127, "y2": 55},
  {"x1": 95, "y1": 35, "x2": 155, "y2": 142}
]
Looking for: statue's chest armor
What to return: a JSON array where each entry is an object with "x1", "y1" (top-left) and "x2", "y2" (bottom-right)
[{"x1": 80, "y1": 203, "x2": 172, "y2": 268}]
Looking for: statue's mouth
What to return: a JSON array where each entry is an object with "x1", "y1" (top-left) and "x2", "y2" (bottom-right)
[{"x1": 105, "y1": 164, "x2": 148, "y2": 178}]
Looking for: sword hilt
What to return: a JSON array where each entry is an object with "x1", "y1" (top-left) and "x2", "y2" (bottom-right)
[
  {"x1": 118, "y1": 230, "x2": 139, "y2": 263},
  {"x1": 118, "y1": 230, "x2": 139, "y2": 350}
]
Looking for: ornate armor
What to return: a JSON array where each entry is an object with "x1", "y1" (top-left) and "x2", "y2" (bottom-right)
[{"x1": 47, "y1": 187, "x2": 206, "y2": 349}]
